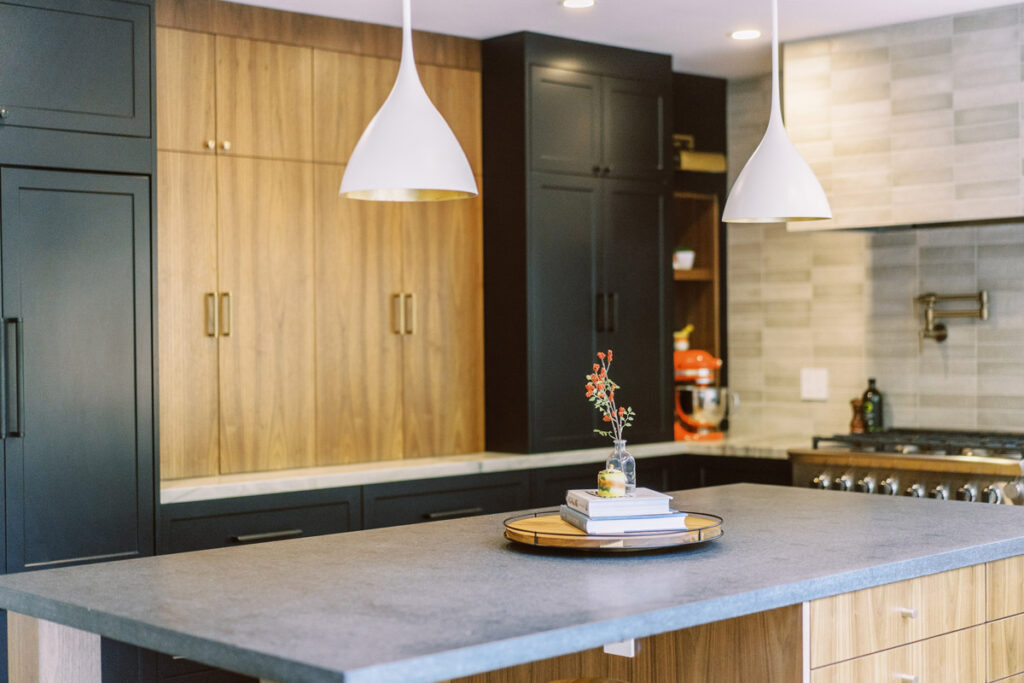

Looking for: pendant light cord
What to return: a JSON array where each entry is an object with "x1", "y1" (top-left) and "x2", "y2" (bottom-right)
[{"x1": 769, "y1": 0, "x2": 782, "y2": 123}]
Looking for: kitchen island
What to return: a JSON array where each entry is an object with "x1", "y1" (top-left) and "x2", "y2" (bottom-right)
[{"x1": 1, "y1": 483, "x2": 1024, "y2": 682}]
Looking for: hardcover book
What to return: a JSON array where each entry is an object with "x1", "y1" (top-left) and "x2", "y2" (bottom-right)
[
  {"x1": 559, "y1": 504, "x2": 690, "y2": 534},
  {"x1": 564, "y1": 487, "x2": 671, "y2": 518}
]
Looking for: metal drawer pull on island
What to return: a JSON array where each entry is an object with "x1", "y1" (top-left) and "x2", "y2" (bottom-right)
[
  {"x1": 897, "y1": 607, "x2": 917, "y2": 619},
  {"x1": 425, "y1": 506, "x2": 484, "y2": 521},
  {"x1": 219, "y1": 292, "x2": 232, "y2": 337},
  {"x1": 204, "y1": 292, "x2": 218, "y2": 337}
]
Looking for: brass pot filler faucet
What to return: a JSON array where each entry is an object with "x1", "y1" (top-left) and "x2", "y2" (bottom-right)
[{"x1": 914, "y1": 291, "x2": 988, "y2": 342}]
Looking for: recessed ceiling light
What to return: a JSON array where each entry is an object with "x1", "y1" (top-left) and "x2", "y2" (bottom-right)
[
  {"x1": 562, "y1": 0, "x2": 595, "y2": 8},
  {"x1": 730, "y1": 29, "x2": 762, "y2": 41}
]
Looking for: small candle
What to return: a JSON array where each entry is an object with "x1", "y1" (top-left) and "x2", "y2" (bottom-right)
[{"x1": 597, "y1": 469, "x2": 626, "y2": 497}]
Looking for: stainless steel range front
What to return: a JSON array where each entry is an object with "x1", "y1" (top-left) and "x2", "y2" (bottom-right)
[{"x1": 789, "y1": 429, "x2": 1024, "y2": 504}]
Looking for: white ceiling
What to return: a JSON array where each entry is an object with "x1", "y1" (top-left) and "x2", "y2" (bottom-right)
[{"x1": 228, "y1": 0, "x2": 1018, "y2": 78}]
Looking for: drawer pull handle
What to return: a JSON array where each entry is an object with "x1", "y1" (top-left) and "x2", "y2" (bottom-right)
[
  {"x1": 230, "y1": 529, "x2": 303, "y2": 543},
  {"x1": 894, "y1": 675, "x2": 918, "y2": 683},
  {"x1": 425, "y1": 507, "x2": 484, "y2": 521},
  {"x1": 897, "y1": 607, "x2": 918, "y2": 619}
]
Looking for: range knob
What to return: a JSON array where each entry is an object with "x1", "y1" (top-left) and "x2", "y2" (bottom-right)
[
  {"x1": 831, "y1": 474, "x2": 854, "y2": 492},
  {"x1": 983, "y1": 484, "x2": 1005, "y2": 504},
  {"x1": 856, "y1": 475, "x2": 877, "y2": 494},
  {"x1": 956, "y1": 484, "x2": 978, "y2": 502},
  {"x1": 878, "y1": 477, "x2": 899, "y2": 496},
  {"x1": 904, "y1": 483, "x2": 926, "y2": 498},
  {"x1": 810, "y1": 474, "x2": 831, "y2": 490},
  {"x1": 929, "y1": 484, "x2": 949, "y2": 500}
]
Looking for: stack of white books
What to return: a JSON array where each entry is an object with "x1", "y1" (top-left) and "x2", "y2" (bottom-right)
[{"x1": 560, "y1": 487, "x2": 690, "y2": 534}]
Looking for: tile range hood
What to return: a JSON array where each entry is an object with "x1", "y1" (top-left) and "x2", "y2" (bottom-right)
[{"x1": 777, "y1": 2, "x2": 1024, "y2": 234}]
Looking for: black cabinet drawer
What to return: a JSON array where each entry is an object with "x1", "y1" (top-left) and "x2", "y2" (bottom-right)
[
  {"x1": 363, "y1": 472, "x2": 530, "y2": 529},
  {"x1": 0, "y1": 0, "x2": 151, "y2": 138},
  {"x1": 160, "y1": 488, "x2": 361, "y2": 554}
]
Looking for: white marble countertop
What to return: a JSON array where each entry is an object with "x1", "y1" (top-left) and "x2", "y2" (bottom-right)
[{"x1": 160, "y1": 434, "x2": 808, "y2": 504}]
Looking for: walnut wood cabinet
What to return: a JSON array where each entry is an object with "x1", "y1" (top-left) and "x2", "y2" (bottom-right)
[
  {"x1": 156, "y1": 18, "x2": 484, "y2": 478},
  {"x1": 313, "y1": 165, "x2": 485, "y2": 466}
]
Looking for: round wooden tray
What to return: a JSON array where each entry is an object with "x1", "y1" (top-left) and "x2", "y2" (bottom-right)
[{"x1": 503, "y1": 509, "x2": 724, "y2": 552}]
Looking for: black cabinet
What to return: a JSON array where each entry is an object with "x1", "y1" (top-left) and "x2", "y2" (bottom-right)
[
  {"x1": 160, "y1": 488, "x2": 361, "y2": 555},
  {"x1": 678, "y1": 455, "x2": 791, "y2": 489},
  {"x1": 0, "y1": 0, "x2": 151, "y2": 138},
  {"x1": 483, "y1": 32, "x2": 673, "y2": 453},
  {"x1": 363, "y1": 472, "x2": 530, "y2": 529},
  {"x1": 1, "y1": 169, "x2": 154, "y2": 573}
]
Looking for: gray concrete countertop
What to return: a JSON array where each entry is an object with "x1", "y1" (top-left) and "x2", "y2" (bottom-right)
[
  {"x1": 161, "y1": 434, "x2": 807, "y2": 504},
  {"x1": 2, "y1": 484, "x2": 1024, "y2": 682}
]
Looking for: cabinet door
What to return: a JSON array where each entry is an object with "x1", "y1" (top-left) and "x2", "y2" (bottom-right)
[
  {"x1": 602, "y1": 75, "x2": 666, "y2": 181},
  {"x1": 216, "y1": 36, "x2": 313, "y2": 160},
  {"x1": 0, "y1": 0, "x2": 150, "y2": 137},
  {"x1": 602, "y1": 180, "x2": 672, "y2": 443},
  {"x1": 157, "y1": 152, "x2": 220, "y2": 479},
  {"x1": 314, "y1": 163, "x2": 405, "y2": 464},
  {"x1": 527, "y1": 173, "x2": 602, "y2": 452},
  {"x1": 400, "y1": 192, "x2": 485, "y2": 457},
  {"x1": 420, "y1": 64, "x2": 483, "y2": 176},
  {"x1": 312, "y1": 50, "x2": 397, "y2": 164},
  {"x1": 157, "y1": 28, "x2": 217, "y2": 154},
  {"x1": 217, "y1": 157, "x2": 316, "y2": 473},
  {"x1": 1, "y1": 169, "x2": 154, "y2": 572},
  {"x1": 530, "y1": 66, "x2": 601, "y2": 176}
]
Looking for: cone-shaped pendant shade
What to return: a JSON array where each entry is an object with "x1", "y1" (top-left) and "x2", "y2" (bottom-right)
[
  {"x1": 722, "y1": 0, "x2": 830, "y2": 223},
  {"x1": 339, "y1": 0, "x2": 477, "y2": 201}
]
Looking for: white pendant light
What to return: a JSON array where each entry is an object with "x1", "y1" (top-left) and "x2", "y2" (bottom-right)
[
  {"x1": 339, "y1": 0, "x2": 477, "y2": 201},
  {"x1": 722, "y1": 0, "x2": 831, "y2": 223}
]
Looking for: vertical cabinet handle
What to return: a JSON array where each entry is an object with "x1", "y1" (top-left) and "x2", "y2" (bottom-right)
[
  {"x1": 405, "y1": 293, "x2": 416, "y2": 335},
  {"x1": 219, "y1": 292, "x2": 232, "y2": 337},
  {"x1": 392, "y1": 293, "x2": 405, "y2": 335},
  {"x1": 4, "y1": 318, "x2": 23, "y2": 438},
  {"x1": 596, "y1": 293, "x2": 605, "y2": 332},
  {"x1": 205, "y1": 292, "x2": 218, "y2": 337}
]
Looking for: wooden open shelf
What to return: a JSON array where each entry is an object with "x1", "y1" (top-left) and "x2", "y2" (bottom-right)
[
  {"x1": 673, "y1": 268, "x2": 714, "y2": 282},
  {"x1": 672, "y1": 192, "x2": 721, "y2": 360}
]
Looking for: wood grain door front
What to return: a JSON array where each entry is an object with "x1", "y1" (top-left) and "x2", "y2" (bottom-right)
[
  {"x1": 217, "y1": 157, "x2": 316, "y2": 473},
  {"x1": 156, "y1": 27, "x2": 217, "y2": 154},
  {"x1": 314, "y1": 163, "x2": 405, "y2": 464},
  {"x1": 216, "y1": 36, "x2": 313, "y2": 160},
  {"x1": 400, "y1": 191, "x2": 485, "y2": 458},
  {"x1": 157, "y1": 151, "x2": 221, "y2": 479},
  {"x1": 312, "y1": 50, "x2": 397, "y2": 165}
]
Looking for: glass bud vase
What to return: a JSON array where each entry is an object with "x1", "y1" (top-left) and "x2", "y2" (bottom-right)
[{"x1": 606, "y1": 439, "x2": 636, "y2": 496}]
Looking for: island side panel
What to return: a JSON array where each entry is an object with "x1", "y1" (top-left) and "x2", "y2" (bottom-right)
[{"x1": 443, "y1": 604, "x2": 804, "y2": 683}]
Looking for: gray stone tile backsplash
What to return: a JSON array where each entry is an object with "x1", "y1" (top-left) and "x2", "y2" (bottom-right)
[{"x1": 725, "y1": 63, "x2": 1024, "y2": 437}]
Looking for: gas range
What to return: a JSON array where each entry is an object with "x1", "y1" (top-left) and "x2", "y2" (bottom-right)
[{"x1": 789, "y1": 429, "x2": 1024, "y2": 504}]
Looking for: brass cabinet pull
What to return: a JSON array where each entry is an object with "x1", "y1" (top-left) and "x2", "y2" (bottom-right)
[
  {"x1": 392, "y1": 293, "x2": 405, "y2": 335},
  {"x1": 230, "y1": 529, "x2": 303, "y2": 543},
  {"x1": 405, "y1": 292, "x2": 416, "y2": 335},
  {"x1": 220, "y1": 140, "x2": 231, "y2": 152},
  {"x1": 203, "y1": 139, "x2": 215, "y2": 151},
  {"x1": 220, "y1": 292, "x2": 232, "y2": 337},
  {"x1": 204, "y1": 292, "x2": 218, "y2": 337}
]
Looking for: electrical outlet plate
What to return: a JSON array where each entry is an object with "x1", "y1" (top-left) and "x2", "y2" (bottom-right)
[{"x1": 800, "y1": 368, "x2": 829, "y2": 401}]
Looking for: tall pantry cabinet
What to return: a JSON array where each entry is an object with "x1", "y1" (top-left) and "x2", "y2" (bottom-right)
[
  {"x1": 157, "y1": 22, "x2": 484, "y2": 479},
  {"x1": 482, "y1": 33, "x2": 674, "y2": 453}
]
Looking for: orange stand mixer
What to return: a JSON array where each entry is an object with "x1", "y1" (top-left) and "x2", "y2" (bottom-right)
[{"x1": 674, "y1": 349, "x2": 730, "y2": 441}]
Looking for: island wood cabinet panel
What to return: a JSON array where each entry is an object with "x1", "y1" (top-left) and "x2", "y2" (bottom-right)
[
  {"x1": 314, "y1": 165, "x2": 485, "y2": 465},
  {"x1": 1, "y1": 169, "x2": 155, "y2": 573},
  {"x1": 811, "y1": 626, "x2": 985, "y2": 683},
  {"x1": 987, "y1": 554, "x2": 1024, "y2": 620},
  {"x1": 808, "y1": 563, "x2": 985, "y2": 667},
  {"x1": 156, "y1": 27, "x2": 313, "y2": 160},
  {"x1": 0, "y1": 0, "x2": 151, "y2": 138},
  {"x1": 311, "y1": 51, "x2": 482, "y2": 174}
]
